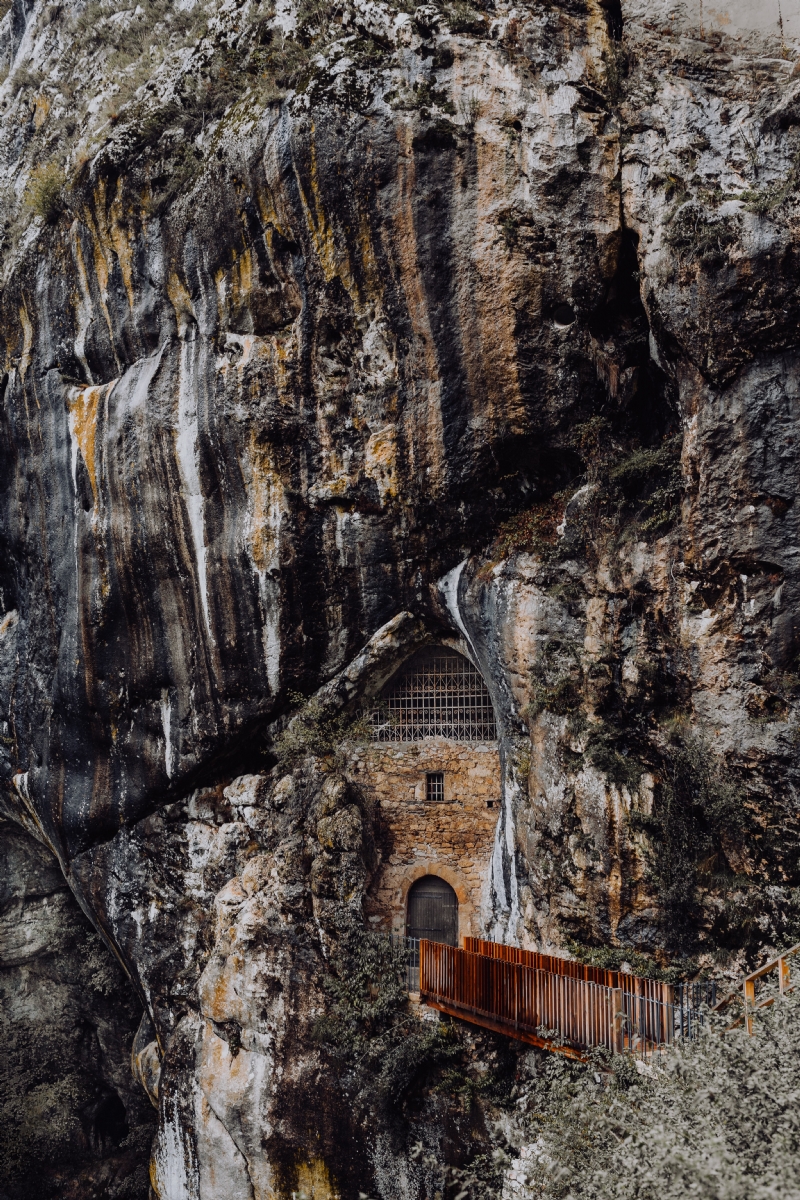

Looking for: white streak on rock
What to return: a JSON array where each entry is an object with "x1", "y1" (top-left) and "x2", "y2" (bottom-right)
[
  {"x1": 153, "y1": 1098, "x2": 198, "y2": 1200},
  {"x1": 257, "y1": 572, "x2": 281, "y2": 694},
  {"x1": 161, "y1": 689, "x2": 173, "y2": 779},
  {"x1": 175, "y1": 339, "x2": 212, "y2": 641},
  {"x1": 69, "y1": 234, "x2": 96, "y2": 385},
  {"x1": 502, "y1": 771, "x2": 522, "y2": 944},
  {"x1": 12, "y1": 771, "x2": 29, "y2": 802},
  {"x1": 244, "y1": 453, "x2": 284, "y2": 692},
  {"x1": 68, "y1": 406, "x2": 80, "y2": 495},
  {"x1": 438, "y1": 559, "x2": 479, "y2": 662},
  {"x1": 490, "y1": 817, "x2": 508, "y2": 914}
]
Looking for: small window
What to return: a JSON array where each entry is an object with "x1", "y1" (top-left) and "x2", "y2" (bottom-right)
[{"x1": 426, "y1": 772, "x2": 445, "y2": 802}]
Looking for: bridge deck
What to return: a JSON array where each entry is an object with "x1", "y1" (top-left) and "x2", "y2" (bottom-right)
[{"x1": 420, "y1": 939, "x2": 676, "y2": 1059}]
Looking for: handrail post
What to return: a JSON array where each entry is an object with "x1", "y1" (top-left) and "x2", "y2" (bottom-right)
[
  {"x1": 514, "y1": 962, "x2": 519, "y2": 1028},
  {"x1": 612, "y1": 987, "x2": 624, "y2": 1054},
  {"x1": 780, "y1": 956, "x2": 790, "y2": 995},
  {"x1": 743, "y1": 979, "x2": 753, "y2": 1036}
]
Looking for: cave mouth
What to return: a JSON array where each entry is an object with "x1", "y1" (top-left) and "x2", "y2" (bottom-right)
[{"x1": 89, "y1": 1091, "x2": 129, "y2": 1154}]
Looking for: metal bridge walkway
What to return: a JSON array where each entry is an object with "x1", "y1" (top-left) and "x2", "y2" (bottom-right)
[{"x1": 418, "y1": 937, "x2": 713, "y2": 1061}]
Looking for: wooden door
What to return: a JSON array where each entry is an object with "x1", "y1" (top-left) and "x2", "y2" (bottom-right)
[{"x1": 407, "y1": 875, "x2": 458, "y2": 946}]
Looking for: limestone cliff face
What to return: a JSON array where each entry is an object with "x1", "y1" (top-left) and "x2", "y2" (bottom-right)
[
  {"x1": 0, "y1": 817, "x2": 155, "y2": 1198},
  {"x1": 2, "y1": 0, "x2": 800, "y2": 1194},
  {"x1": 0, "y1": 0, "x2": 624, "y2": 863}
]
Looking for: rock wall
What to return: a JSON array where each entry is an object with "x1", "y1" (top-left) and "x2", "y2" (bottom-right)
[
  {"x1": 0, "y1": 817, "x2": 155, "y2": 1200},
  {"x1": 2, "y1": 0, "x2": 800, "y2": 1193}
]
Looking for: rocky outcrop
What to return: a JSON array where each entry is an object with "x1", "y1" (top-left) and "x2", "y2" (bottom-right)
[
  {"x1": 2, "y1": 0, "x2": 800, "y2": 1194},
  {"x1": 0, "y1": 817, "x2": 155, "y2": 1200},
  {"x1": 72, "y1": 764, "x2": 518, "y2": 1198}
]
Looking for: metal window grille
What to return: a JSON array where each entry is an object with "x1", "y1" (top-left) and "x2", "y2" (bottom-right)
[
  {"x1": 426, "y1": 772, "x2": 445, "y2": 802},
  {"x1": 371, "y1": 647, "x2": 497, "y2": 742}
]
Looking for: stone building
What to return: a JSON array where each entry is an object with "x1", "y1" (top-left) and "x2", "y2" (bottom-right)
[{"x1": 353, "y1": 645, "x2": 502, "y2": 946}]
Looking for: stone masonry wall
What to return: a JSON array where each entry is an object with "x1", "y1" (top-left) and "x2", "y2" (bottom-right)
[{"x1": 352, "y1": 739, "x2": 502, "y2": 941}]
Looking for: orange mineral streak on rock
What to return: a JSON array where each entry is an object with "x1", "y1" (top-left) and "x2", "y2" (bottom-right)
[
  {"x1": 461, "y1": 128, "x2": 525, "y2": 434},
  {"x1": 17, "y1": 303, "x2": 33, "y2": 383},
  {"x1": 607, "y1": 861, "x2": 622, "y2": 943},
  {"x1": 78, "y1": 189, "x2": 125, "y2": 373},
  {"x1": 167, "y1": 271, "x2": 197, "y2": 338},
  {"x1": 68, "y1": 380, "x2": 114, "y2": 506},
  {"x1": 33, "y1": 93, "x2": 50, "y2": 130},
  {"x1": 88, "y1": 183, "x2": 111, "y2": 298},
  {"x1": 70, "y1": 226, "x2": 105, "y2": 381},
  {"x1": 247, "y1": 434, "x2": 285, "y2": 574},
  {"x1": 295, "y1": 123, "x2": 381, "y2": 318},
  {"x1": 294, "y1": 1159, "x2": 341, "y2": 1200},
  {"x1": 231, "y1": 245, "x2": 254, "y2": 316},
  {"x1": 364, "y1": 425, "x2": 399, "y2": 505},
  {"x1": 357, "y1": 205, "x2": 382, "y2": 306},
  {"x1": 108, "y1": 176, "x2": 137, "y2": 313}
]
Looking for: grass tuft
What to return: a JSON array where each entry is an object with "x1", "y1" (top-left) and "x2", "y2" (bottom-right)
[{"x1": 23, "y1": 161, "x2": 67, "y2": 223}]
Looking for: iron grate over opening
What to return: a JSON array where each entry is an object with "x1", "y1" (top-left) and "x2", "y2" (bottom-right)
[
  {"x1": 371, "y1": 647, "x2": 497, "y2": 742},
  {"x1": 426, "y1": 772, "x2": 445, "y2": 802}
]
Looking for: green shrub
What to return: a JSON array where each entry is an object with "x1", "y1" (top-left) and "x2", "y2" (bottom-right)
[
  {"x1": 583, "y1": 726, "x2": 649, "y2": 790},
  {"x1": 665, "y1": 203, "x2": 740, "y2": 268},
  {"x1": 23, "y1": 162, "x2": 67, "y2": 223},
  {"x1": 520, "y1": 990, "x2": 800, "y2": 1200},
  {"x1": 11, "y1": 64, "x2": 44, "y2": 91},
  {"x1": 313, "y1": 924, "x2": 461, "y2": 1112},
  {"x1": 446, "y1": 1, "x2": 486, "y2": 34},
  {"x1": 418, "y1": 991, "x2": 800, "y2": 1200},
  {"x1": 609, "y1": 434, "x2": 683, "y2": 534},
  {"x1": 741, "y1": 153, "x2": 800, "y2": 216},
  {"x1": 483, "y1": 497, "x2": 563, "y2": 566},
  {"x1": 459, "y1": 90, "x2": 483, "y2": 126},
  {"x1": 633, "y1": 732, "x2": 747, "y2": 948},
  {"x1": 564, "y1": 938, "x2": 696, "y2": 985},
  {"x1": 272, "y1": 692, "x2": 372, "y2": 771},
  {"x1": 528, "y1": 639, "x2": 584, "y2": 721},
  {"x1": 409, "y1": 1143, "x2": 510, "y2": 1200}
]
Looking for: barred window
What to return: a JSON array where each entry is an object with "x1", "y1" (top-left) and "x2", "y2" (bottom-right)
[
  {"x1": 426, "y1": 772, "x2": 445, "y2": 802},
  {"x1": 371, "y1": 647, "x2": 497, "y2": 742}
]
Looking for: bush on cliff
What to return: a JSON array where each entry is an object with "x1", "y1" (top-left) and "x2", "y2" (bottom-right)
[
  {"x1": 513, "y1": 990, "x2": 800, "y2": 1200},
  {"x1": 272, "y1": 692, "x2": 372, "y2": 770},
  {"x1": 23, "y1": 162, "x2": 67, "y2": 223},
  {"x1": 312, "y1": 923, "x2": 461, "y2": 1113}
]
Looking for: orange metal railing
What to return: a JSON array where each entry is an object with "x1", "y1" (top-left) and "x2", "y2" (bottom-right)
[
  {"x1": 419, "y1": 937, "x2": 800, "y2": 1057},
  {"x1": 420, "y1": 940, "x2": 676, "y2": 1059},
  {"x1": 714, "y1": 942, "x2": 800, "y2": 1033},
  {"x1": 464, "y1": 937, "x2": 671, "y2": 1004}
]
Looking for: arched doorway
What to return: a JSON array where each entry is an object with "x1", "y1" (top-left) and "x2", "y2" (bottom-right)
[{"x1": 406, "y1": 875, "x2": 458, "y2": 946}]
